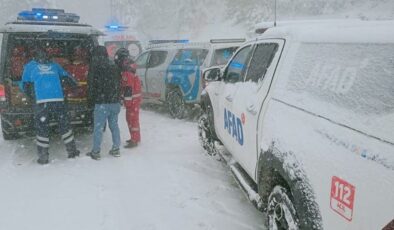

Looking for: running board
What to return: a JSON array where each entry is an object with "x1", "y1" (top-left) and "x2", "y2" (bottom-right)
[
  {"x1": 230, "y1": 163, "x2": 263, "y2": 211},
  {"x1": 215, "y1": 145, "x2": 264, "y2": 211}
]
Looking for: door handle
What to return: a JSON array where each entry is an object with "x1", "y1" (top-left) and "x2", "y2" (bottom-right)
[
  {"x1": 246, "y1": 104, "x2": 257, "y2": 115},
  {"x1": 225, "y1": 95, "x2": 233, "y2": 102},
  {"x1": 159, "y1": 70, "x2": 166, "y2": 77}
]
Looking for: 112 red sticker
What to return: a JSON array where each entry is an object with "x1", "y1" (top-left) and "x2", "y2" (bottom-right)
[{"x1": 330, "y1": 176, "x2": 356, "y2": 221}]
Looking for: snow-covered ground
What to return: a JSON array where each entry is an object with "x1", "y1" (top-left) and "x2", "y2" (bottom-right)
[{"x1": 0, "y1": 108, "x2": 264, "y2": 230}]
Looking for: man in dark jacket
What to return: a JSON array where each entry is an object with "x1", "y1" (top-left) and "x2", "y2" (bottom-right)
[
  {"x1": 20, "y1": 47, "x2": 80, "y2": 164},
  {"x1": 87, "y1": 46, "x2": 122, "y2": 160}
]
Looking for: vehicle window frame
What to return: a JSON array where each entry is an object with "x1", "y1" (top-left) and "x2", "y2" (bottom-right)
[
  {"x1": 135, "y1": 51, "x2": 150, "y2": 68},
  {"x1": 244, "y1": 43, "x2": 279, "y2": 84},
  {"x1": 222, "y1": 45, "x2": 254, "y2": 84},
  {"x1": 147, "y1": 50, "x2": 168, "y2": 69},
  {"x1": 0, "y1": 34, "x2": 9, "y2": 84}
]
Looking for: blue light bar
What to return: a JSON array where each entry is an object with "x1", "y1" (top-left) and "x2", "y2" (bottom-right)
[
  {"x1": 105, "y1": 23, "x2": 128, "y2": 31},
  {"x1": 17, "y1": 8, "x2": 80, "y2": 23},
  {"x1": 176, "y1": 40, "x2": 189, "y2": 44},
  {"x1": 148, "y1": 40, "x2": 189, "y2": 45}
]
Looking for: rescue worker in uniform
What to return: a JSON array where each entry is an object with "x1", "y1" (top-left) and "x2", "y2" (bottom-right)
[
  {"x1": 114, "y1": 48, "x2": 142, "y2": 148},
  {"x1": 21, "y1": 47, "x2": 80, "y2": 164}
]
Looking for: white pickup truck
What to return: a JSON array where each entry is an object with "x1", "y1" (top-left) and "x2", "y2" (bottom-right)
[{"x1": 198, "y1": 20, "x2": 394, "y2": 229}]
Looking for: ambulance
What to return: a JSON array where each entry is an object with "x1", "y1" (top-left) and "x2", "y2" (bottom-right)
[{"x1": 0, "y1": 8, "x2": 103, "y2": 139}]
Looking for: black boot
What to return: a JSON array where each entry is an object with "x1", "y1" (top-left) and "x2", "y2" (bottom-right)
[
  {"x1": 68, "y1": 150, "x2": 80, "y2": 159},
  {"x1": 66, "y1": 140, "x2": 80, "y2": 158},
  {"x1": 124, "y1": 141, "x2": 138, "y2": 149},
  {"x1": 37, "y1": 146, "x2": 49, "y2": 165}
]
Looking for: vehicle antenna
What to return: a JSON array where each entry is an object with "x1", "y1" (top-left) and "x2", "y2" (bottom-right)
[
  {"x1": 110, "y1": 0, "x2": 113, "y2": 21},
  {"x1": 274, "y1": 0, "x2": 277, "y2": 27}
]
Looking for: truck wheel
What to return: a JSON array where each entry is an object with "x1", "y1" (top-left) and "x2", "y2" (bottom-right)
[
  {"x1": 267, "y1": 185, "x2": 299, "y2": 230},
  {"x1": 259, "y1": 149, "x2": 323, "y2": 230},
  {"x1": 1, "y1": 119, "x2": 19, "y2": 140},
  {"x1": 167, "y1": 88, "x2": 187, "y2": 119},
  {"x1": 2, "y1": 129, "x2": 18, "y2": 140},
  {"x1": 198, "y1": 112, "x2": 218, "y2": 156}
]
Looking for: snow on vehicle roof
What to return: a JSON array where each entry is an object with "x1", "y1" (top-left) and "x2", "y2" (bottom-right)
[
  {"x1": 266, "y1": 20, "x2": 394, "y2": 145},
  {"x1": 147, "y1": 40, "x2": 244, "y2": 51},
  {"x1": 0, "y1": 21, "x2": 104, "y2": 36},
  {"x1": 211, "y1": 42, "x2": 245, "y2": 50},
  {"x1": 256, "y1": 19, "x2": 394, "y2": 43},
  {"x1": 147, "y1": 42, "x2": 211, "y2": 50}
]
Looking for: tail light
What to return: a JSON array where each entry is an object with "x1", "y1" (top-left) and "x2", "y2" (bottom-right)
[{"x1": 0, "y1": 84, "x2": 6, "y2": 102}]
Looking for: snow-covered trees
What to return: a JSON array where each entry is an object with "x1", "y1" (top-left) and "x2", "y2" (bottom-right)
[
  {"x1": 0, "y1": 0, "x2": 393, "y2": 41},
  {"x1": 110, "y1": 0, "x2": 394, "y2": 40},
  {"x1": 111, "y1": 0, "x2": 226, "y2": 39}
]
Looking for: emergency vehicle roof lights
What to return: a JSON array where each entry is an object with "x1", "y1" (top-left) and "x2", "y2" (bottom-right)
[
  {"x1": 148, "y1": 40, "x2": 189, "y2": 45},
  {"x1": 210, "y1": 38, "x2": 246, "y2": 44},
  {"x1": 105, "y1": 23, "x2": 128, "y2": 31},
  {"x1": 17, "y1": 8, "x2": 80, "y2": 23}
]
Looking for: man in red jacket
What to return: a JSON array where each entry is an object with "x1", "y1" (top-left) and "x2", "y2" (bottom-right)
[{"x1": 114, "y1": 48, "x2": 142, "y2": 148}]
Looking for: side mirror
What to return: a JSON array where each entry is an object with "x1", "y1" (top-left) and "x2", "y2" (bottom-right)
[{"x1": 203, "y1": 67, "x2": 221, "y2": 82}]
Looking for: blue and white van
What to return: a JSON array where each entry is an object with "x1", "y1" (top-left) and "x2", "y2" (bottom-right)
[{"x1": 135, "y1": 39, "x2": 244, "y2": 119}]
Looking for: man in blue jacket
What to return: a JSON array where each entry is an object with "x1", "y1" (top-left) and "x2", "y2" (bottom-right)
[{"x1": 21, "y1": 47, "x2": 80, "y2": 164}]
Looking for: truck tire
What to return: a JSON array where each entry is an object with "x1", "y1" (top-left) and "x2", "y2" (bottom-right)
[
  {"x1": 198, "y1": 97, "x2": 221, "y2": 156},
  {"x1": 258, "y1": 148, "x2": 323, "y2": 230},
  {"x1": 166, "y1": 88, "x2": 187, "y2": 119},
  {"x1": 2, "y1": 130, "x2": 18, "y2": 140},
  {"x1": 1, "y1": 119, "x2": 19, "y2": 140},
  {"x1": 198, "y1": 113, "x2": 219, "y2": 156},
  {"x1": 267, "y1": 185, "x2": 299, "y2": 230}
]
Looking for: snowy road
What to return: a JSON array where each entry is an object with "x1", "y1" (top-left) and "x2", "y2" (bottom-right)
[{"x1": 0, "y1": 108, "x2": 264, "y2": 230}]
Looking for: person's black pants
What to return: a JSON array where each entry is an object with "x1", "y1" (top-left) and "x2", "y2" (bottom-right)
[{"x1": 34, "y1": 101, "x2": 77, "y2": 158}]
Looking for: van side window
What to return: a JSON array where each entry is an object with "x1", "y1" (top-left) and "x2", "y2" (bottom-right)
[
  {"x1": 223, "y1": 45, "x2": 252, "y2": 83},
  {"x1": 211, "y1": 47, "x2": 238, "y2": 66},
  {"x1": 245, "y1": 43, "x2": 278, "y2": 83},
  {"x1": 136, "y1": 52, "x2": 149, "y2": 68},
  {"x1": 147, "y1": 51, "x2": 168, "y2": 68},
  {"x1": 172, "y1": 49, "x2": 209, "y2": 66}
]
